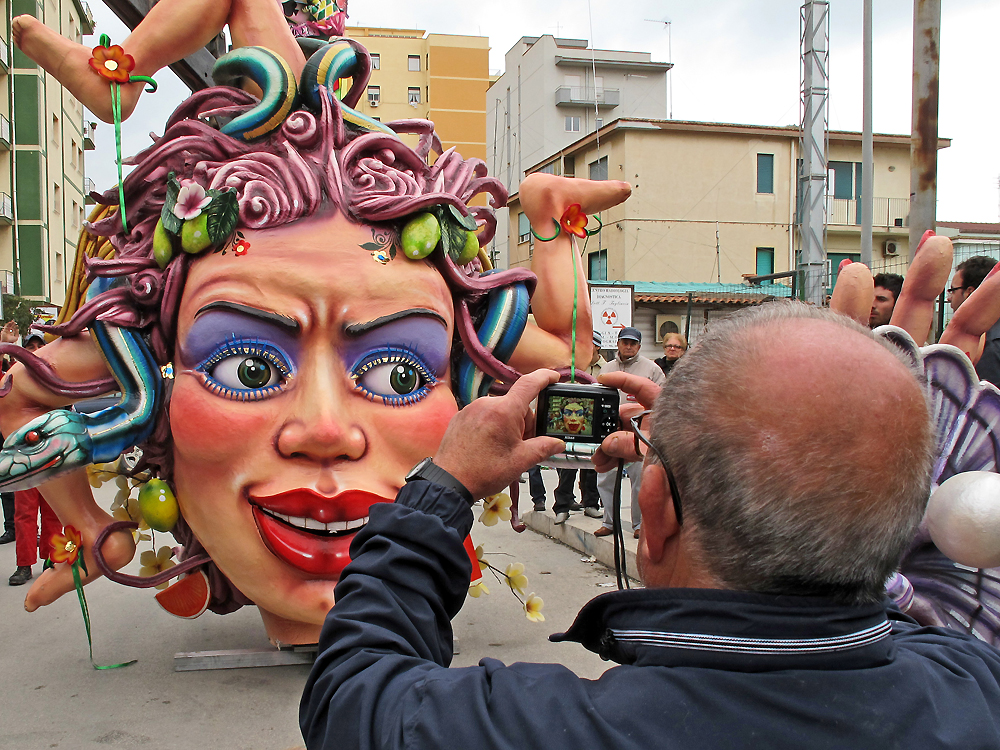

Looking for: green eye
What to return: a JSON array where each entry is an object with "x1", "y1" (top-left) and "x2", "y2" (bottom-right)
[
  {"x1": 237, "y1": 357, "x2": 273, "y2": 389},
  {"x1": 353, "y1": 353, "x2": 437, "y2": 406},
  {"x1": 388, "y1": 364, "x2": 418, "y2": 394}
]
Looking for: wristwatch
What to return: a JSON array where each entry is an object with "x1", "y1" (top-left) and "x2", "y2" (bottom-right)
[{"x1": 404, "y1": 457, "x2": 475, "y2": 505}]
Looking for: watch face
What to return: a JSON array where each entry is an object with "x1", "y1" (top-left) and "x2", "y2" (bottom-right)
[{"x1": 406, "y1": 457, "x2": 433, "y2": 481}]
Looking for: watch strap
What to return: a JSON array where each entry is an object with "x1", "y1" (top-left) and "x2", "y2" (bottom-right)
[{"x1": 405, "y1": 458, "x2": 474, "y2": 505}]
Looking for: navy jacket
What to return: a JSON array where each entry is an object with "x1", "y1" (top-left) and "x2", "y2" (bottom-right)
[{"x1": 300, "y1": 481, "x2": 1000, "y2": 749}]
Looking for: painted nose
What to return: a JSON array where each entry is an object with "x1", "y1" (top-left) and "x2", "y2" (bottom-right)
[{"x1": 276, "y1": 370, "x2": 366, "y2": 463}]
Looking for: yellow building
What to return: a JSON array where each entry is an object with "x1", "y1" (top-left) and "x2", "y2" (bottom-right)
[
  {"x1": 508, "y1": 118, "x2": 949, "y2": 288},
  {"x1": 346, "y1": 27, "x2": 490, "y2": 162},
  {"x1": 2, "y1": 0, "x2": 94, "y2": 309}
]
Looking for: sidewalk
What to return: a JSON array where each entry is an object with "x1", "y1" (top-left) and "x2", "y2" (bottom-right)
[{"x1": 518, "y1": 467, "x2": 641, "y2": 583}]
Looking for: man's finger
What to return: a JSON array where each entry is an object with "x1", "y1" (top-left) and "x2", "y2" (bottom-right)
[
  {"x1": 520, "y1": 436, "x2": 565, "y2": 467},
  {"x1": 597, "y1": 371, "x2": 662, "y2": 409},
  {"x1": 506, "y1": 369, "x2": 560, "y2": 410}
]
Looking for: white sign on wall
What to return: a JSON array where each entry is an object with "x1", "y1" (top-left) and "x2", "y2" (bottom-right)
[{"x1": 590, "y1": 283, "x2": 634, "y2": 348}]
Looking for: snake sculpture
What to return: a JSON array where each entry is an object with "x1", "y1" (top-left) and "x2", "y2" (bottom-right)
[{"x1": 0, "y1": 276, "x2": 162, "y2": 492}]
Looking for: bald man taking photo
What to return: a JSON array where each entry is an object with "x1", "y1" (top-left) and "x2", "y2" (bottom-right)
[{"x1": 301, "y1": 302, "x2": 1000, "y2": 750}]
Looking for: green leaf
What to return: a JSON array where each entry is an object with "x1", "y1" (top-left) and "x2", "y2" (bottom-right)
[
  {"x1": 360, "y1": 242, "x2": 385, "y2": 252},
  {"x1": 204, "y1": 189, "x2": 240, "y2": 246},
  {"x1": 447, "y1": 204, "x2": 477, "y2": 231},
  {"x1": 160, "y1": 174, "x2": 183, "y2": 235},
  {"x1": 440, "y1": 214, "x2": 469, "y2": 263}
]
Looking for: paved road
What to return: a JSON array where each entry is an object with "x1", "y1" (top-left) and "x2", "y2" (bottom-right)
[{"x1": 0, "y1": 482, "x2": 622, "y2": 750}]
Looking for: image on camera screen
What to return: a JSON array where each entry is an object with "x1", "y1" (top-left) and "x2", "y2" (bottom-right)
[{"x1": 545, "y1": 396, "x2": 595, "y2": 438}]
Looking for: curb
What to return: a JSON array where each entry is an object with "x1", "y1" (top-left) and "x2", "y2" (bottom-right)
[{"x1": 520, "y1": 508, "x2": 640, "y2": 580}]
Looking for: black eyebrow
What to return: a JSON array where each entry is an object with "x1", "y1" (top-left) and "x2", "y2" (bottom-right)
[
  {"x1": 195, "y1": 301, "x2": 300, "y2": 332},
  {"x1": 344, "y1": 308, "x2": 447, "y2": 336}
]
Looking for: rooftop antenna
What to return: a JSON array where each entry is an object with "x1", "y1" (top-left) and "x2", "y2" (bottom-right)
[{"x1": 645, "y1": 17, "x2": 672, "y2": 118}]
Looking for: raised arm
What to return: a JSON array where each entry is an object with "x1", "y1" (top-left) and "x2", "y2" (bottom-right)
[{"x1": 509, "y1": 173, "x2": 631, "y2": 374}]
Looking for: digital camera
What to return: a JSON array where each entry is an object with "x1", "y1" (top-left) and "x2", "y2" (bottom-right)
[{"x1": 535, "y1": 383, "x2": 620, "y2": 465}]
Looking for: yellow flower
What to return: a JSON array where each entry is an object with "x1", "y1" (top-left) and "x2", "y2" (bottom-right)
[
  {"x1": 504, "y1": 562, "x2": 529, "y2": 596},
  {"x1": 524, "y1": 593, "x2": 545, "y2": 623},
  {"x1": 139, "y1": 546, "x2": 177, "y2": 590},
  {"x1": 87, "y1": 463, "x2": 119, "y2": 489},
  {"x1": 479, "y1": 493, "x2": 512, "y2": 527},
  {"x1": 113, "y1": 497, "x2": 150, "y2": 541},
  {"x1": 474, "y1": 544, "x2": 489, "y2": 571},
  {"x1": 468, "y1": 581, "x2": 490, "y2": 598}
]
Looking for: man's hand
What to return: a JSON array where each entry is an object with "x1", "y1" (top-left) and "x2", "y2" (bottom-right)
[
  {"x1": 1, "y1": 321, "x2": 19, "y2": 344},
  {"x1": 435, "y1": 369, "x2": 566, "y2": 500},
  {"x1": 592, "y1": 371, "x2": 662, "y2": 473}
]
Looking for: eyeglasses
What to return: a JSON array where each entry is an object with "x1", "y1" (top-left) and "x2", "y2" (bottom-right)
[
  {"x1": 946, "y1": 286, "x2": 969, "y2": 295},
  {"x1": 663, "y1": 344, "x2": 685, "y2": 350},
  {"x1": 629, "y1": 410, "x2": 683, "y2": 525}
]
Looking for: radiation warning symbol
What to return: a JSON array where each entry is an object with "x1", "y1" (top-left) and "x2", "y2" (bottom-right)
[{"x1": 601, "y1": 309, "x2": 618, "y2": 326}]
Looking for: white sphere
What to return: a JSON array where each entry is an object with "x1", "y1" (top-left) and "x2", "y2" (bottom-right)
[{"x1": 926, "y1": 471, "x2": 1000, "y2": 569}]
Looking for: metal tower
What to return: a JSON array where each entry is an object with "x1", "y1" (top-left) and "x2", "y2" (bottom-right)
[{"x1": 798, "y1": 1, "x2": 830, "y2": 305}]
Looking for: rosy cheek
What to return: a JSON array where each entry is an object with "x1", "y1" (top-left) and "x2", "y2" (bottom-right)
[
  {"x1": 169, "y1": 379, "x2": 275, "y2": 463},
  {"x1": 377, "y1": 389, "x2": 457, "y2": 459}
]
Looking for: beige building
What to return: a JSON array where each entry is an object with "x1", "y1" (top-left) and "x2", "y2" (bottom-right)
[
  {"x1": 507, "y1": 118, "x2": 949, "y2": 290},
  {"x1": 2, "y1": 0, "x2": 94, "y2": 309},
  {"x1": 347, "y1": 26, "x2": 490, "y2": 162}
]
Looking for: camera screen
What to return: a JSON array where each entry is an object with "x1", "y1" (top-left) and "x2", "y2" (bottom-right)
[{"x1": 545, "y1": 396, "x2": 595, "y2": 438}]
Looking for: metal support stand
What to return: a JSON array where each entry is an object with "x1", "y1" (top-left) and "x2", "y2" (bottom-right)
[{"x1": 174, "y1": 645, "x2": 318, "y2": 672}]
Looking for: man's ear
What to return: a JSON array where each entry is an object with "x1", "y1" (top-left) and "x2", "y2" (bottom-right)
[{"x1": 638, "y1": 462, "x2": 680, "y2": 564}]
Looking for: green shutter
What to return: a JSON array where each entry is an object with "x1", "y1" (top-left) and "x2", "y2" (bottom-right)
[
  {"x1": 16, "y1": 224, "x2": 44, "y2": 296},
  {"x1": 13, "y1": 75, "x2": 41, "y2": 145},
  {"x1": 15, "y1": 151, "x2": 42, "y2": 220}
]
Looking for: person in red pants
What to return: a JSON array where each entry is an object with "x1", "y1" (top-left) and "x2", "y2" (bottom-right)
[{"x1": 9, "y1": 488, "x2": 61, "y2": 586}]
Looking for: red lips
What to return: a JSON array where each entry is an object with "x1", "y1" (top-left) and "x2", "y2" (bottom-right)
[{"x1": 250, "y1": 489, "x2": 392, "y2": 576}]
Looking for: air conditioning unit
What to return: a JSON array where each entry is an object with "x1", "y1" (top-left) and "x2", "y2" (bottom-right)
[
  {"x1": 884, "y1": 240, "x2": 900, "y2": 256},
  {"x1": 368, "y1": 97, "x2": 379, "y2": 107},
  {"x1": 655, "y1": 314, "x2": 686, "y2": 342}
]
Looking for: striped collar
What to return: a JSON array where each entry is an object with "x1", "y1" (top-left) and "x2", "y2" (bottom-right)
[{"x1": 551, "y1": 588, "x2": 897, "y2": 672}]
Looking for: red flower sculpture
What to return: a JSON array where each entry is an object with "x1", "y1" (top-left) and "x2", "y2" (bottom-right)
[
  {"x1": 233, "y1": 239, "x2": 251, "y2": 256},
  {"x1": 89, "y1": 45, "x2": 135, "y2": 84},
  {"x1": 560, "y1": 203, "x2": 589, "y2": 239},
  {"x1": 50, "y1": 525, "x2": 83, "y2": 565}
]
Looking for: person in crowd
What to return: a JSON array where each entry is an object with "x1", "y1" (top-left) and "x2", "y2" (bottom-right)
[
  {"x1": 654, "y1": 331, "x2": 687, "y2": 377},
  {"x1": 0, "y1": 321, "x2": 19, "y2": 545},
  {"x1": 301, "y1": 302, "x2": 1000, "y2": 750},
  {"x1": 869, "y1": 272, "x2": 904, "y2": 329},
  {"x1": 551, "y1": 332, "x2": 607, "y2": 524},
  {"x1": 594, "y1": 327, "x2": 666, "y2": 538},
  {"x1": 947, "y1": 255, "x2": 1000, "y2": 387}
]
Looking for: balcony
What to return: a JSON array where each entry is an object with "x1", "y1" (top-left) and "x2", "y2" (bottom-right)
[
  {"x1": 83, "y1": 121, "x2": 96, "y2": 150},
  {"x1": 0, "y1": 37, "x2": 8, "y2": 72},
  {"x1": 0, "y1": 193, "x2": 12, "y2": 224},
  {"x1": 826, "y1": 197, "x2": 909, "y2": 228},
  {"x1": 554, "y1": 86, "x2": 620, "y2": 109},
  {"x1": 0, "y1": 114, "x2": 9, "y2": 149},
  {"x1": 80, "y1": 2, "x2": 95, "y2": 35},
  {"x1": 84, "y1": 177, "x2": 96, "y2": 205}
]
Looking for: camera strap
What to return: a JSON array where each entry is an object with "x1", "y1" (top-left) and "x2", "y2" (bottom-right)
[{"x1": 611, "y1": 458, "x2": 631, "y2": 590}]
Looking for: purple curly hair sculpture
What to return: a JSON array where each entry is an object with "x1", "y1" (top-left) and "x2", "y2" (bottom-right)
[{"x1": 19, "y1": 86, "x2": 539, "y2": 612}]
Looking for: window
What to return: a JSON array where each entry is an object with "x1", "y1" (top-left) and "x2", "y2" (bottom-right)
[
  {"x1": 51, "y1": 114, "x2": 60, "y2": 144},
  {"x1": 827, "y1": 252, "x2": 860, "y2": 292},
  {"x1": 408, "y1": 55, "x2": 420, "y2": 72},
  {"x1": 518, "y1": 212, "x2": 531, "y2": 244},
  {"x1": 52, "y1": 183, "x2": 60, "y2": 214},
  {"x1": 757, "y1": 153, "x2": 774, "y2": 194},
  {"x1": 538, "y1": 161, "x2": 560, "y2": 176},
  {"x1": 70, "y1": 140, "x2": 77, "y2": 169},
  {"x1": 563, "y1": 155, "x2": 576, "y2": 177},
  {"x1": 367, "y1": 86, "x2": 380, "y2": 106},
  {"x1": 588, "y1": 250, "x2": 608, "y2": 281},
  {"x1": 564, "y1": 116, "x2": 580, "y2": 132},
  {"x1": 71, "y1": 200, "x2": 79, "y2": 228},
  {"x1": 55, "y1": 251, "x2": 63, "y2": 283},
  {"x1": 408, "y1": 87, "x2": 421, "y2": 104},
  {"x1": 370, "y1": 53, "x2": 380, "y2": 70},
  {"x1": 755, "y1": 247, "x2": 774, "y2": 284},
  {"x1": 589, "y1": 156, "x2": 608, "y2": 181}
]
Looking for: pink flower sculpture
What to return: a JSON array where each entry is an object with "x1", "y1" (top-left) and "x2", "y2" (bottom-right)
[{"x1": 173, "y1": 183, "x2": 211, "y2": 221}]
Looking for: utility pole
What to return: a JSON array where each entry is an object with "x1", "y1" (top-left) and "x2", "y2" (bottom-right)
[
  {"x1": 798, "y1": 1, "x2": 830, "y2": 305},
  {"x1": 909, "y1": 0, "x2": 941, "y2": 257},
  {"x1": 860, "y1": 0, "x2": 874, "y2": 268}
]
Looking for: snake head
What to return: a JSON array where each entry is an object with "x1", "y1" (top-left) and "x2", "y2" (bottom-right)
[{"x1": 0, "y1": 410, "x2": 94, "y2": 491}]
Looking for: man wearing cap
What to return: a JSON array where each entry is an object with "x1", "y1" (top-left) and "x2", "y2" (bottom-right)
[
  {"x1": 594, "y1": 327, "x2": 666, "y2": 538},
  {"x1": 551, "y1": 332, "x2": 607, "y2": 524}
]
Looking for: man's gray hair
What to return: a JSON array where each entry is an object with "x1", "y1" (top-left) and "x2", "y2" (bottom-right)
[{"x1": 650, "y1": 301, "x2": 933, "y2": 605}]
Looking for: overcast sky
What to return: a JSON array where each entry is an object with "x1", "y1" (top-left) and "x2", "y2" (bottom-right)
[{"x1": 85, "y1": 0, "x2": 1000, "y2": 223}]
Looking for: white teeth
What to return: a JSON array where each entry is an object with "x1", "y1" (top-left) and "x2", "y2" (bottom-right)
[{"x1": 263, "y1": 509, "x2": 368, "y2": 534}]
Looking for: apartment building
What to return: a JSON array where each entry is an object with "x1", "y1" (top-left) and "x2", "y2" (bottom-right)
[
  {"x1": 507, "y1": 118, "x2": 949, "y2": 291},
  {"x1": 1, "y1": 0, "x2": 93, "y2": 308},
  {"x1": 347, "y1": 26, "x2": 490, "y2": 162},
  {"x1": 487, "y1": 35, "x2": 670, "y2": 266}
]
